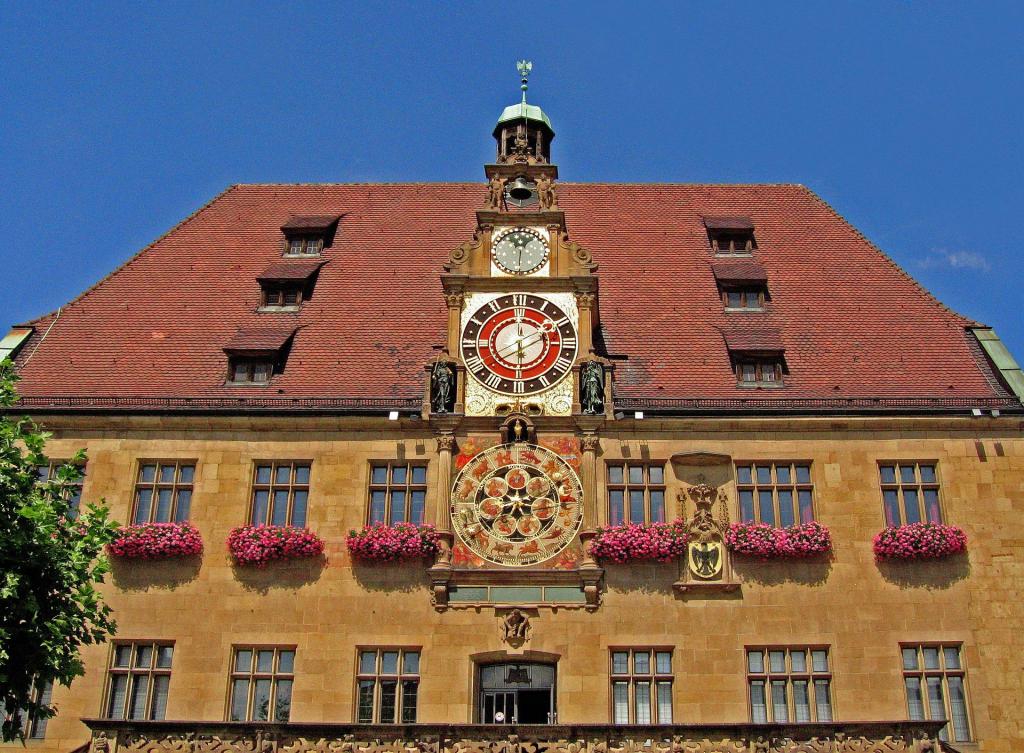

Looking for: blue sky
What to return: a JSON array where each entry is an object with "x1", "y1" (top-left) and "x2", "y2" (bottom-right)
[{"x1": 2, "y1": 2, "x2": 1022, "y2": 358}]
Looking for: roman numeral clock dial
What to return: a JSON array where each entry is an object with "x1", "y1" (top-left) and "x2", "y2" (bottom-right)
[{"x1": 461, "y1": 294, "x2": 578, "y2": 397}]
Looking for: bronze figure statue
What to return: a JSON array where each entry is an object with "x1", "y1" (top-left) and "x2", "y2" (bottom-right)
[
  {"x1": 580, "y1": 361, "x2": 605, "y2": 415},
  {"x1": 430, "y1": 360, "x2": 455, "y2": 413}
]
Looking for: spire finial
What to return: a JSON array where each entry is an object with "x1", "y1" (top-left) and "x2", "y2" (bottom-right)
[{"x1": 517, "y1": 60, "x2": 533, "y2": 104}]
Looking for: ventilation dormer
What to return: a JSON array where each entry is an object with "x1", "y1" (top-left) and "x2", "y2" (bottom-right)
[
  {"x1": 256, "y1": 259, "x2": 327, "y2": 312},
  {"x1": 704, "y1": 216, "x2": 757, "y2": 256},
  {"x1": 223, "y1": 326, "x2": 298, "y2": 384},
  {"x1": 723, "y1": 328, "x2": 787, "y2": 388},
  {"x1": 712, "y1": 260, "x2": 770, "y2": 312},
  {"x1": 280, "y1": 215, "x2": 340, "y2": 257}
]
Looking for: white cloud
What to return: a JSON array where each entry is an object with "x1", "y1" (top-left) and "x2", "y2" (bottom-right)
[{"x1": 918, "y1": 249, "x2": 991, "y2": 272}]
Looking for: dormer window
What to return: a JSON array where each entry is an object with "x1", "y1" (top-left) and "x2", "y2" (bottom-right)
[
  {"x1": 256, "y1": 259, "x2": 327, "y2": 312},
  {"x1": 286, "y1": 235, "x2": 323, "y2": 256},
  {"x1": 280, "y1": 215, "x2": 340, "y2": 257},
  {"x1": 223, "y1": 327, "x2": 297, "y2": 386},
  {"x1": 723, "y1": 288, "x2": 766, "y2": 311},
  {"x1": 704, "y1": 216, "x2": 756, "y2": 256},
  {"x1": 262, "y1": 285, "x2": 302, "y2": 309},
  {"x1": 724, "y1": 329, "x2": 787, "y2": 388}
]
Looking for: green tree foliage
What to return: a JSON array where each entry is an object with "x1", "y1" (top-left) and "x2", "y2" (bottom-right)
[{"x1": 0, "y1": 361, "x2": 118, "y2": 741}]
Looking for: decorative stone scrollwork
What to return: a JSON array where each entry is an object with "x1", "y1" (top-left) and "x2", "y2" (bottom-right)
[
  {"x1": 579, "y1": 434, "x2": 601, "y2": 452},
  {"x1": 435, "y1": 434, "x2": 457, "y2": 452},
  {"x1": 560, "y1": 232, "x2": 593, "y2": 267},
  {"x1": 445, "y1": 293, "x2": 465, "y2": 309},
  {"x1": 449, "y1": 233, "x2": 481, "y2": 269}
]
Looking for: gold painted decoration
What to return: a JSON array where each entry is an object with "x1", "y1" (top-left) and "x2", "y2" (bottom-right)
[
  {"x1": 688, "y1": 540, "x2": 723, "y2": 579},
  {"x1": 450, "y1": 443, "x2": 584, "y2": 567}
]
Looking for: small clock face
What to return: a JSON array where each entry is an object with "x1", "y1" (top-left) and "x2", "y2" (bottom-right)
[
  {"x1": 450, "y1": 443, "x2": 584, "y2": 566},
  {"x1": 462, "y1": 294, "x2": 577, "y2": 395},
  {"x1": 492, "y1": 228, "x2": 549, "y2": 275}
]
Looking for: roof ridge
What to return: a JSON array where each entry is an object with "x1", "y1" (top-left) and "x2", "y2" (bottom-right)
[
  {"x1": 228, "y1": 181, "x2": 810, "y2": 187},
  {"x1": 18, "y1": 185, "x2": 240, "y2": 327},
  {"x1": 796, "y1": 185, "x2": 981, "y2": 329}
]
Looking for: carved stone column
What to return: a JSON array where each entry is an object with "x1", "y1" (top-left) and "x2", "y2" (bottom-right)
[
  {"x1": 577, "y1": 433, "x2": 603, "y2": 609},
  {"x1": 444, "y1": 293, "x2": 466, "y2": 414},
  {"x1": 428, "y1": 433, "x2": 456, "y2": 609}
]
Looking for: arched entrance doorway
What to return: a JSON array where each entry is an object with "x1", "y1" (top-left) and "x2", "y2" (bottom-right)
[{"x1": 479, "y1": 662, "x2": 556, "y2": 724}]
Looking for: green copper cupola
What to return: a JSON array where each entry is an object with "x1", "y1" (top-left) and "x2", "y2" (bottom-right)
[{"x1": 493, "y1": 61, "x2": 555, "y2": 165}]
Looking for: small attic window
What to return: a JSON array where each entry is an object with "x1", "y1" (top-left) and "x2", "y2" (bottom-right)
[
  {"x1": 280, "y1": 215, "x2": 340, "y2": 257},
  {"x1": 256, "y1": 259, "x2": 326, "y2": 311},
  {"x1": 723, "y1": 328, "x2": 786, "y2": 388},
  {"x1": 286, "y1": 235, "x2": 323, "y2": 257},
  {"x1": 261, "y1": 284, "x2": 303, "y2": 310},
  {"x1": 722, "y1": 287, "x2": 767, "y2": 311},
  {"x1": 735, "y1": 359, "x2": 785, "y2": 387},
  {"x1": 230, "y1": 359, "x2": 274, "y2": 384},
  {"x1": 704, "y1": 216, "x2": 756, "y2": 256},
  {"x1": 223, "y1": 327, "x2": 296, "y2": 386}
]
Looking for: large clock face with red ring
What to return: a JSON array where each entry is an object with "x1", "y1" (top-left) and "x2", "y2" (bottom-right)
[{"x1": 461, "y1": 294, "x2": 578, "y2": 395}]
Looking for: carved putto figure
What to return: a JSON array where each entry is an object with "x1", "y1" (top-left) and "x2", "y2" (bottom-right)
[
  {"x1": 580, "y1": 361, "x2": 605, "y2": 415},
  {"x1": 502, "y1": 609, "x2": 531, "y2": 642},
  {"x1": 430, "y1": 360, "x2": 455, "y2": 413}
]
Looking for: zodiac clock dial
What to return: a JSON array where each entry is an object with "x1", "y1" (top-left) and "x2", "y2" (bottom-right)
[
  {"x1": 492, "y1": 227, "x2": 549, "y2": 275},
  {"x1": 450, "y1": 443, "x2": 584, "y2": 567},
  {"x1": 461, "y1": 294, "x2": 578, "y2": 396}
]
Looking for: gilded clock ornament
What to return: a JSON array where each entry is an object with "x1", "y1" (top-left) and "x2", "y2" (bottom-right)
[
  {"x1": 461, "y1": 293, "x2": 577, "y2": 396},
  {"x1": 450, "y1": 443, "x2": 584, "y2": 566},
  {"x1": 492, "y1": 227, "x2": 549, "y2": 275}
]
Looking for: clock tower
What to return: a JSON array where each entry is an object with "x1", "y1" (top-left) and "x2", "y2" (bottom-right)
[{"x1": 425, "y1": 62, "x2": 610, "y2": 609}]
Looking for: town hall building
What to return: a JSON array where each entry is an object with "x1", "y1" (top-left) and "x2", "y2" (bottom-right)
[{"x1": 3, "y1": 67, "x2": 1023, "y2": 752}]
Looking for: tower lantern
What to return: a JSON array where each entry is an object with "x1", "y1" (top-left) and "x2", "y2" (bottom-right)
[{"x1": 493, "y1": 60, "x2": 555, "y2": 165}]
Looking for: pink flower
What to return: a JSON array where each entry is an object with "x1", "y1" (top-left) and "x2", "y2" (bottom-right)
[
  {"x1": 589, "y1": 521, "x2": 688, "y2": 563},
  {"x1": 873, "y1": 522, "x2": 967, "y2": 560},
  {"x1": 227, "y1": 525, "x2": 325, "y2": 567},
  {"x1": 346, "y1": 523, "x2": 439, "y2": 561},
  {"x1": 726, "y1": 521, "x2": 832, "y2": 558},
  {"x1": 108, "y1": 522, "x2": 204, "y2": 559}
]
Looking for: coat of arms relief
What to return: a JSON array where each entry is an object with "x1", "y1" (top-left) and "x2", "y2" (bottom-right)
[{"x1": 675, "y1": 475, "x2": 739, "y2": 593}]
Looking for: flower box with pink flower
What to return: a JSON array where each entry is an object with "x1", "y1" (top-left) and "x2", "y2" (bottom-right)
[
  {"x1": 726, "y1": 521, "x2": 832, "y2": 558},
  {"x1": 873, "y1": 522, "x2": 967, "y2": 560},
  {"x1": 346, "y1": 523, "x2": 440, "y2": 562},
  {"x1": 108, "y1": 522, "x2": 204, "y2": 560},
  {"x1": 588, "y1": 521, "x2": 688, "y2": 563},
  {"x1": 227, "y1": 525, "x2": 325, "y2": 567}
]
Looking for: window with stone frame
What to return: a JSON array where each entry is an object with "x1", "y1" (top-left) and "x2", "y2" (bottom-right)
[
  {"x1": 356, "y1": 648, "x2": 420, "y2": 723},
  {"x1": 132, "y1": 461, "x2": 195, "y2": 524},
  {"x1": 368, "y1": 463, "x2": 427, "y2": 525},
  {"x1": 736, "y1": 462, "x2": 815, "y2": 526},
  {"x1": 610, "y1": 649, "x2": 673, "y2": 724},
  {"x1": 879, "y1": 462, "x2": 943, "y2": 526},
  {"x1": 1, "y1": 678, "x2": 54, "y2": 739},
  {"x1": 746, "y1": 647, "x2": 832, "y2": 723},
  {"x1": 606, "y1": 463, "x2": 666, "y2": 525},
  {"x1": 103, "y1": 641, "x2": 174, "y2": 720},
  {"x1": 902, "y1": 644, "x2": 971, "y2": 743},
  {"x1": 228, "y1": 647, "x2": 294, "y2": 722},
  {"x1": 250, "y1": 462, "x2": 311, "y2": 527},
  {"x1": 36, "y1": 459, "x2": 85, "y2": 518}
]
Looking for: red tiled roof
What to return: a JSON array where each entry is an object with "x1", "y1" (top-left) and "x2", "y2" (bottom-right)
[
  {"x1": 223, "y1": 327, "x2": 297, "y2": 355},
  {"x1": 9, "y1": 183, "x2": 1013, "y2": 409},
  {"x1": 704, "y1": 215, "x2": 754, "y2": 230},
  {"x1": 711, "y1": 260, "x2": 768, "y2": 284},
  {"x1": 723, "y1": 328, "x2": 785, "y2": 353},
  {"x1": 280, "y1": 215, "x2": 339, "y2": 231},
  {"x1": 256, "y1": 259, "x2": 328, "y2": 282}
]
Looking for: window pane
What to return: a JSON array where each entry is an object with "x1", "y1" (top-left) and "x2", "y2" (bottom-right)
[
  {"x1": 357, "y1": 680, "x2": 375, "y2": 723},
  {"x1": 879, "y1": 465, "x2": 896, "y2": 484},
  {"x1": 905, "y1": 677, "x2": 924, "y2": 720},
  {"x1": 919, "y1": 465, "x2": 936, "y2": 483},
  {"x1": 295, "y1": 465, "x2": 310, "y2": 485},
  {"x1": 740, "y1": 490, "x2": 755, "y2": 522},
  {"x1": 883, "y1": 489, "x2": 902, "y2": 526},
  {"x1": 107, "y1": 674, "x2": 128, "y2": 718},
  {"x1": 271, "y1": 490, "x2": 289, "y2": 526},
  {"x1": 634, "y1": 681, "x2": 651, "y2": 724},
  {"x1": 798, "y1": 490, "x2": 814, "y2": 523},
  {"x1": 926, "y1": 677, "x2": 945, "y2": 730},
  {"x1": 150, "y1": 675, "x2": 169, "y2": 720},
  {"x1": 903, "y1": 489, "x2": 921, "y2": 524},
  {"x1": 127, "y1": 675, "x2": 149, "y2": 719},
  {"x1": 389, "y1": 491, "x2": 406, "y2": 524},
  {"x1": 943, "y1": 647, "x2": 961, "y2": 670},
  {"x1": 411, "y1": 466, "x2": 426, "y2": 485},
  {"x1": 923, "y1": 647, "x2": 940, "y2": 670},
  {"x1": 179, "y1": 465, "x2": 195, "y2": 483},
  {"x1": 613, "y1": 682, "x2": 629, "y2": 724},
  {"x1": 403, "y1": 651, "x2": 420, "y2": 675},
  {"x1": 359, "y1": 651, "x2": 377, "y2": 675},
  {"x1": 401, "y1": 680, "x2": 418, "y2": 723},
  {"x1": 769, "y1": 651, "x2": 786, "y2": 673},
  {"x1": 628, "y1": 466, "x2": 643, "y2": 484},
  {"x1": 750, "y1": 680, "x2": 767, "y2": 723},
  {"x1": 370, "y1": 490, "x2": 387, "y2": 524},
  {"x1": 134, "y1": 489, "x2": 152, "y2": 524},
  {"x1": 759, "y1": 490, "x2": 775, "y2": 526},
  {"x1": 634, "y1": 651, "x2": 650, "y2": 674},
  {"x1": 608, "y1": 465, "x2": 624, "y2": 485},
  {"x1": 410, "y1": 490, "x2": 426, "y2": 524},
  {"x1": 174, "y1": 490, "x2": 191, "y2": 521},
  {"x1": 793, "y1": 680, "x2": 810, "y2": 722},
  {"x1": 235, "y1": 649, "x2": 253, "y2": 672},
  {"x1": 612, "y1": 652, "x2": 629, "y2": 674},
  {"x1": 756, "y1": 466, "x2": 772, "y2": 484},
  {"x1": 900, "y1": 465, "x2": 916, "y2": 484},
  {"x1": 814, "y1": 679, "x2": 833, "y2": 722},
  {"x1": 252, "y1": 679, "x2": 272, "y2": 721},
  {"x1": 275, "y1": 679, "x2": 292, "y2": 722},
  {"x1": 291, "y1": 490, "x2": 308, "y2": 527},
  {"x1": 776, "y1": 466, "x2": 791, "y2": 484},
  {"x1": 158, "y1": 465, "x2": 176, "y2": 483},
  {"x1": 629, "y1": 490, "x2": 644, "y2": 523},
  {"x1": 795, "y1": 465, "x2": 811, "y2": 484},
  {"x1": 139, "y1": 464, "x2": 157, "y2": 482},
  {"x1": 747, "y1": 650, "x2": 764, "y2": 674},
  {"x1": 655, "y1": 652, "x2": 672, "y2": 674},
  {"x1": 256, "y1": 650, "x2": 275, "y2": 673},
  {"x1": 379, "y1": 680, "x2": 397, "y2": 723},
  {"x1": 371, "y1": 466, "x2": 388, "y2": 485},
  {"x1": 154, "y1": 488, "x2": 173, "y2": 522},
  {"x1": 778, "y1": 490, "x2": 795, "y2": 527},
  {"x1": 609, "y1": 490, "x2": 624, "y2": 526},
  {"x1": 737, "y1": 465, "x2": 752, "y2": 485},
  {"x1": 649, "y1": 490, "x2": 665, "y2": 523},
  {"x1": 30, "y1": 681, "x2": 53, "y2": 738},
  {"x1": 135, "y1": 644, "x2": 154, "y2": 668},
  {"x1": 272, "y1": 465, "x2": 289, "y2": 484},
  {"x1": 947, "y1": 676, "x2": 970, "y2": 741},
  {"x1": 902, "y1": 647, "x2": 919, "y2": 670},
  {"x1": 727, "y1": 291, "x2": 743, "y2": 307},
  {"x1": 811, "y1": 650, "x2": 829, "y2": 672},
  {"x1": 156, "y1": 646, "x2": 174, "y2": 668},
  {"x1": 770, "y1": 680, "x2": 788, "y2": 722},
  {"x1": 648, "y1": 466, "x2": 664, "y2": 484},
  {"x1": 227, "y1": 680, "x2": 246, "y2": 721},
  {"x1": 381, "y1": 651, "x2": 399, "y2": 675},
  {"x1": 391, "y1": 466, "x2": 407, "y2": 484},
  {"x1": 255, "y1": 465, "x2": 272, "y2": 484},
  {"x1": 252, "y1": 490, "x2": 269, "y2": 525},
  {"x1": 278, "y1": 650, "x2": 295, "y2": 674},
  {"x1": 790, "y1": 650, "x2": 807, "y2": 673},
  {"x1": 924, "y1": 489, "x2": 941, "y2": 523},
  {"x1": 656, "y1": 681, "x2": 672, "y2": 724}
]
